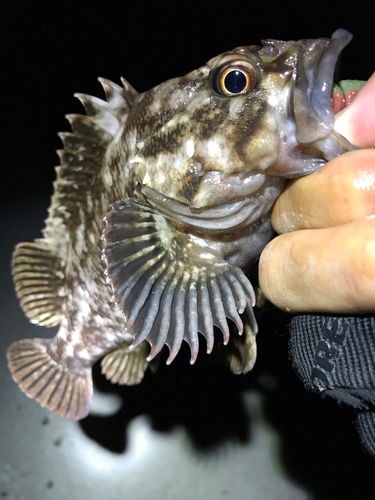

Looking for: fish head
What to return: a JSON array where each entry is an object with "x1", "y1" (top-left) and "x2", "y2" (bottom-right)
[{"x1": 132, "y1": 29, "x2": 353, "y2": 230}]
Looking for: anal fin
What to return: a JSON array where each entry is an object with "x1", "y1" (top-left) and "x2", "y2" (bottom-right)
[
  {"x1": 101, "y1": 341, "x2": 149, "y2": 385},
  {"x1": 226, "y1": 316, "x2": 257, "y2": 374},
  {"x1": 7, "y1": 338, "x2": 93, "y2": 420},
  {"x1": 102, "y1": 198, "x2": 258, "y2": 367},
  {"x1": 12, "y1": 242, "x2": 65, "y2": 327}
]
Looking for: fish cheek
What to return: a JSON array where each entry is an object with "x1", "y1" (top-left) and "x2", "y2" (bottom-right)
[
  {"x1": 227, "y1": 95, "x2": 274, "y2": 171},
  {"x1": 190, "y1": 100, "x2": 228, "y2": 140},
  {"x1": 243, "y1": 122, "x2": 279, "y2": 171},
  {"x1": 177, "y1": 162, "x2": 204, "y2": 203}
]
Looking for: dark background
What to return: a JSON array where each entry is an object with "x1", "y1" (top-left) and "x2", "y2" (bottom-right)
[
  {"x1": 1, "y1": 1, "x2": 375, "y2": 499},
  {"x1": 1, "y1": 0, "x2": 374, "y2": 209}
]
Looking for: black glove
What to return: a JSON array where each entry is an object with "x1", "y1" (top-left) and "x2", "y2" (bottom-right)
[{"x1": 289, "y1": 314, "x2": 375, "y2": 458}]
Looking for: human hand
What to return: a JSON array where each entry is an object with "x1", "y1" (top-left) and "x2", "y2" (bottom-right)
[
  {"x1": 258, "y1": 74, "x2": 375, "y2": 459},
  {"x1": 259, "y1": 73, "x2": 375, "y2": 314}
]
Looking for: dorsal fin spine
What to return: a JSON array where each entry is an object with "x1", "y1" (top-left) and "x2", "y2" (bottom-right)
[
  {"x1": 41, "y1": 78, "x2": 137, "y2": 252},
  {"x1": 120, "y1": 77, "x2": 139, "y2": 105}
]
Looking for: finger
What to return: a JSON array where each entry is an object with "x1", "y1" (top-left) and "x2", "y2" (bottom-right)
[
  {"x1": 334, "y1": 72, "x2": 375, "y2": 148},
  {"x1": 259, "y1": 217, "x2": 375, "y2": 314},
  {"x1": 271, "y1": 149, "x2": 375, "y2": 233}
]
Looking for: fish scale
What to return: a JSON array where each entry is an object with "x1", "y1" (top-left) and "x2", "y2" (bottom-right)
[{"x1": 8, "y1": 29, "x2": 356, "y2": 419}]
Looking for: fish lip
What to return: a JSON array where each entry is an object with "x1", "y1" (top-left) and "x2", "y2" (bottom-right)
[
  {"x1": 141, "y1": 182, "x2": 278, "y2": 234},
  {"x1": 293, "y1": 28, "x2": 353, "y2": 144},
  {"x1": 142, "y1": 169, "x2": 264, "y2": 214},
  {"x1": 142, "y1": 184, "x2": 237, "y2": 216}
]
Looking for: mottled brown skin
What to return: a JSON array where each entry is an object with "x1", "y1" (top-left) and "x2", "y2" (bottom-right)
[{"x1": 7, "y1": 30, "x2": 355, "y2": 419}]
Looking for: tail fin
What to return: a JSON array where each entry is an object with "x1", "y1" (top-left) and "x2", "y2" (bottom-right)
[{"x1": 7, "y1": 338, "x2": 93, "y2": 420}]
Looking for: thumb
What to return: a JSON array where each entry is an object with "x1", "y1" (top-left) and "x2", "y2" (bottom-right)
[{"x1": 334, "y1": 72, "x2": 375, "y2": 148}]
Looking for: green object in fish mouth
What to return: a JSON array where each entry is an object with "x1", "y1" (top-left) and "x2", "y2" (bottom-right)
[
  {"x1": 332, "y1": 79, "x2": 366, "y2": 114},
  {"x1": 333, "y1": 79, "x2": 366, "y2": 94}
]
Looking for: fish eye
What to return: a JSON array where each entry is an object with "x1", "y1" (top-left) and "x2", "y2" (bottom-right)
[{"x1": 213, "y1": 59, "x2": 259, "y2": 96}]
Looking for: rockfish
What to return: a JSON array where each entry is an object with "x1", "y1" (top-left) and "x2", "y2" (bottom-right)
[{"x1": 8, "y1": 29, "x2": 355, "y2": 419}]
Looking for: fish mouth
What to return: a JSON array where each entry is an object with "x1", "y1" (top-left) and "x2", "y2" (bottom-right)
[
  {"x1": 293, "y1": 28, "x2": 353, "y2": 144},
  {"x1": 142, "y1": 180, "x2": 284, "y2": 234}
]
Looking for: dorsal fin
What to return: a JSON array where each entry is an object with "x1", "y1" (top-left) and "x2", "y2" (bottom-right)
[
  {"x1": 99, "y1": 77, "x2": 139, "y2": 109},
  {"x1": 120, "y1": 77, "x2": 139, "y2": 105},
  {"x1": 43, "y1": 78, "x2": 139, "y2": 245},
  {"x1": 12, "y1": 242, "x2": 65, "y2": 327}
]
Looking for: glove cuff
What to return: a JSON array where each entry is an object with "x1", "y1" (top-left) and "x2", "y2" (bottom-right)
[{"x1": 357, "y1": 411, "x2": 375, "y2": 458}]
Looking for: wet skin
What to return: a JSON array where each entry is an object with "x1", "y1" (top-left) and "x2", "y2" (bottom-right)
[{"x1": 259, "y1": 73, "x2": 375, "y2": 313}]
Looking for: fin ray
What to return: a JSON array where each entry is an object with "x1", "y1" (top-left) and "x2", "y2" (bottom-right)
[
  {"x1": 198, "y1": 276, "x2": 215, "y2": 354},
  {"x1": 43, "y1": 78, "x2": 137, "y2": 243},
  {"x1": 12, "y1": 242, "x2": 64, "y2": 327},
  {"x1": 101, "y1": 342, "x2": 149, "y2": 385},
  {"x1": 227, "y1": 317, "x2": 257, "y2": 374},
  {"x1": 7, "y1": 338, "x2": 92, "y2": 420},
  {"x1": 103, "y1": 198, "x2": 258, "y2": 365}
]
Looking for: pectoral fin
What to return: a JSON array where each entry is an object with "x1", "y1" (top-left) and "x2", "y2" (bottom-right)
[{"x1": 102, "y1": 198, "x2": 257, "y2": 365}]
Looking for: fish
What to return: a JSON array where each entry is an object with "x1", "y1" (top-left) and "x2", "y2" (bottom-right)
[{"x1": 7, "y1": 29, "x2": 355, "y2": 420}]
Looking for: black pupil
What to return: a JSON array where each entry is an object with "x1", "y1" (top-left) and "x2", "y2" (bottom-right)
[{"x1": 224, "y1": 70, "x2": 246, "y2": 93}]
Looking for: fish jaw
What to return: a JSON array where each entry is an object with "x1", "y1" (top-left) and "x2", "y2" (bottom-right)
[
  {"x1": 293, "y1": 29, "x2": 353, "y2": 143},
  {"x1": 253, "y1": 29, "x2": 355, "y2": 177},
  {"x1": 141, "y1": 175, "x2": 286, "y2": 237}
]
